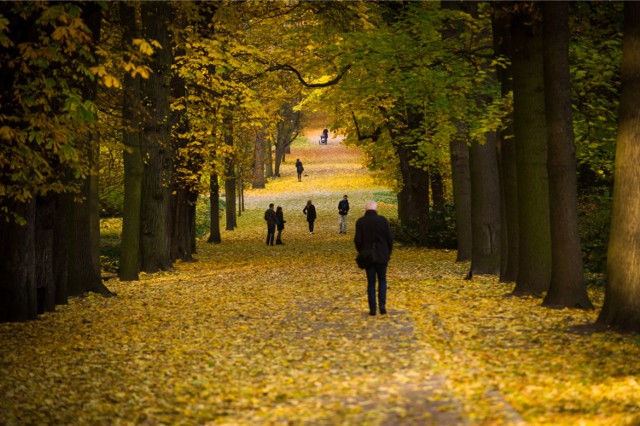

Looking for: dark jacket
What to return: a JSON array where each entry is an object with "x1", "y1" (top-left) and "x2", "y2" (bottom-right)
[
  {"x1": 338, "y1": 199, "x2": 350, "y2": 215},
  {"x1": 303, "y1": 204, "x2": 316, "y2": 222},
  {"x1": 295, "y1": 160, "x2": 304, "y2": 173},
  {"x1": 276, "y1": 210, "x2": 285, "y2": 231},
  {"x1": 264, "y1": 208, "x2": 277, "y2": 226},
  {"x1": 354, "y1": 210, "x2": 393, "y2": 264}
]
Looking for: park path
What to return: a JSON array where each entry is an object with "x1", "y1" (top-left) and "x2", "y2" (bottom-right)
[{"x1": 0, "y1": 125, "x2": 524, "y2": 425}]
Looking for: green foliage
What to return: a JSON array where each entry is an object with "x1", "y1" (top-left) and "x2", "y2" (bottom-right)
[
  {"x1": 389, "y1": 204, "x2": 457, "y2": 249},
  {"x1": 570, "y1": 2, "x2": 623, "y2": 188},
  {"x1": 428, "y1": 204, "x2": 457, "y2": 249},
  {"x1": 99, "y1": 218, "x2": 121, "y2": 273},
  {"x1": 195, "y1": 196, "x2": 225, "y2": 238},
  {"x1": 578, "y1": 190, "x2": 612, "y2": 274}
]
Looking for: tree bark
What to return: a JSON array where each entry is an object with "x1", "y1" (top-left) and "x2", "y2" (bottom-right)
[
  {"x1": 119, "y1": 1, "x2": 143, "y2": 281},
  {"x1": 469, "y1": 133, "x2": 501, "y2": 276},
  {"x1": 492, "y1": 2, "x2": 519, "y2": 282},
  {"x1": 511, "y1": 3, "x2": 552, "y2": 296},
  {"x1": 396, "y1": 143, "x2": 430, "y2": 245},
  {"x1": 169, "y1": 31, "x2": 197, "y2": 263},
  {"x1": 597, "y1": 1, "x2": 640, "y2": 332},
  {"x1": 208, "y1": 173, "x2": 222, "y2": 244},
  {"x1": 542, "y1": 1, "x2": 593, "y2": 309},
  {"x1": 224, "y1": 115, "x2": 237, "y2": 231},
  {"x1": 139, "y1": 1, "x2": 174, "y2": 273},
  {"x1": 449, "y1": 135, "x2": 472, "y2": 262},
  {"x1": 0, "y1": 200, "x2": 37, "y2": 322},
  {"x1": 35, "y1": 195, "x2": 56, "y2": 314},
  {"x1": 252, "y1": 130, "x2": 266, "y2": 189}
]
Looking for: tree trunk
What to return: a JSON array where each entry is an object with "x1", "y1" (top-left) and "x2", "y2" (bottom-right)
[
  {"x1": 469, "y1": 133, "x2": 501, "y2": 276},
  {"x1": 396, "y1": 143, "x2": 430, "y2": 245},
  {"x1": 139, "y1": 1, "x2": 173, "y2": 273},
  {"x1": 511, "y1": 3, "x2": 552, "y2": 296},
  {"x1": 224, "y1": 114, "x2": 237, "y2": 231},
  {"x1": 0, "y1": 200, "x2": 37, "y2": 322},
  {"x1": 119, "y1": 1, "x2": 143, "y2": 281},
  {"x1": 449, "y1": 135, "x2": 472, "y2": 262},
  {"x1": 542, "y1": 1, "x2": 592, "y2": 309},
  {"x1": 208, "y1": 173, "x2": 222, "y2": 244},
  {"x1": 252, "y1": 130, "x2": 266, "y2": 188},
  {"x1": 492, "y1": 2, "x2": 519, "y2": 283},
  {"x1": 442, "y1": 1, "x2": 472, "y2": 262},
  {"x1": 169, "y1": 31, "x2": 197, "y2": 263},
  {"x1": 35, "y1": 195, "x2": 56, "y2": 314},
  {"x1": 597, "y1": 1, "x2": 640, "y2": 332}
]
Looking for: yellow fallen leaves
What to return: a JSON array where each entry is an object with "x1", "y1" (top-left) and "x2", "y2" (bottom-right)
[{"x1": 1, "y1": 136, "x2": 639, "y2": 425}]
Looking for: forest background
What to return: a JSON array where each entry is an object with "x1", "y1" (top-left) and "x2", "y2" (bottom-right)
[{"x1": 1, "y1": 0, "x2": 640, "y2": 424}]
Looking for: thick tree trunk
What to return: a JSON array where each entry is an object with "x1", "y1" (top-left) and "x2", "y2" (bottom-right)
[
  {"x1": 208, "y1": 173, "x2": 222, "y2": 244},
  {"x1": 449, "y1": 135, "x2": 472, "y2": 262},
  {"x1": 442, "y1": 1, "x2": 472, "y2": 262},
  {"x1": 511, "y1": 4, "x2": 552, "y2": 296},
  {"x1": 0, "y1": 200, "x2": 37, "y2": 322},
  {"x1": 35, "y1": 195, "x2": 56, "y2": 314},
  {"x1": 492, "y1": 2, "x2": 519, "y2": 282},
  {"x1": 170, "y1": 188, "x2": 195, "y2": 262},
  {"x1": 169, "y1": 34, "x2": 197, "y2": 263},
  {"x1": 139, "y1": 1, "x2": 173, "y2": 273},
  {"x1": 68, "y1": 174, "x2": 111, "y2": 296},
  {"x1": 53, "y1": 196, "x2": 69, "y2": 306},
  {"x1": 597, "y1": 1, "x2": 640, "y2": 332},
  {"x1": 396, "y1": 144, "x2": 430, "y2": 245},
  {"x1": 469, "y1": 133, "x2": 501, "y2": 276},
  {"x1": 542, "y1": 2, "x2": 592, "y2": 309},
  {"x1": 119, "y1": 1, "x2": 143, "y2": 281},
  {"x1": 67, "y1": 0, "x2": 110, "y2": 297}
]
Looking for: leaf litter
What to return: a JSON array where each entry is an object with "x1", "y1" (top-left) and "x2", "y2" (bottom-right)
[{"x1": 1, "y1": 134, "x2": 639, "y2": 425}]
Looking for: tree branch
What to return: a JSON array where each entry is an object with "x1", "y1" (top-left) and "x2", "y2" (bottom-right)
[{"x1": 268, "y1": 63, "x2": 352, "y2": 87}]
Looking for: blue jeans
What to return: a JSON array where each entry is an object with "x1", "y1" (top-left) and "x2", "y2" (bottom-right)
[{"x1": 366, "y1": 263, "x2": 387, "y2": 314}]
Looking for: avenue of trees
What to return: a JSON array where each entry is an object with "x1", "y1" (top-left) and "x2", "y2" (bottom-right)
[{"x1": 1, "y1": 1, "x2": 638, "y2": 332}]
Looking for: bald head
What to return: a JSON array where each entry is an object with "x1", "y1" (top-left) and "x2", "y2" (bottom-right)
[{"x1": 365, "y1": 200, "x2": 378, "y2": 211}]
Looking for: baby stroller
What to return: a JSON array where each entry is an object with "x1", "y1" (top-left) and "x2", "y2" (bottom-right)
[{"x1": 319, "y1": 129, "x2": 329, "y2": 144}]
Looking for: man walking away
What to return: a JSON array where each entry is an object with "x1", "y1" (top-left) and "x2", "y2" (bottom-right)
[
  {"x1": 338, "y1": 194, "x2": 350, "y2": 234},
  {"x1": 264, "y1": 203, "x2": 277, "y2": 246},
  {"x1": 354, "y1": 201, "x2": 393, "y2": 316}
]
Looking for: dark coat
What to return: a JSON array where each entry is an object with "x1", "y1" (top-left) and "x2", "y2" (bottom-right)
[
  {"x1": 276, "y1": 210, "x2": 285, "y2": 231},
  {"x1": 338, "y1": 199, "x2": 350, "y2": 215},
  {"x1": 295, "y1": 160, "x2": 304, "y2": 173},
  {"x1": 303, "y1": 204, "x2": 316, "y2": 222},
  {"x1": 354, "y1": 210, "x2": 393, "y2": 264},
  {"x1": 264, "y1": 208, "x2": 277, "y2": 226}
]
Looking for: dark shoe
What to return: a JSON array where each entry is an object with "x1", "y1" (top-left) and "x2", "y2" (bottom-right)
[
  {"x1": 380, "y1": 309, "x2": 387, "y2": 315},
  {"x1": 369, "y1": 311, "x2": 376, "y2": 316},
  {"x1": 276, "y1": 241, "x2": 282, "y2": 245}
]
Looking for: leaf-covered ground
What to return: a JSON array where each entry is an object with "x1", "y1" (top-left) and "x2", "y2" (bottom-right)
[{"x1": 1, "y1": 129, "x2": 640, "y2": 425}]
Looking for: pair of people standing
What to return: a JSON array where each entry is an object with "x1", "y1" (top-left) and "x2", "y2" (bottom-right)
[
  {"x1": 264, "y1": 204, "x2": 286, "y2": 245},
  {"x1": 301, "y1": 196, "x2": 349, "y2": 236}
]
